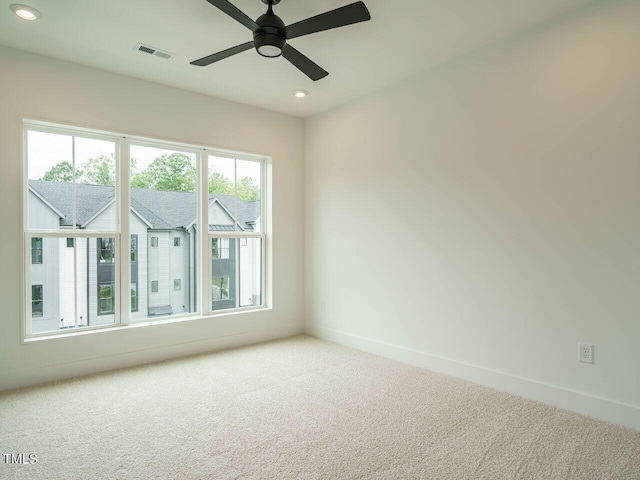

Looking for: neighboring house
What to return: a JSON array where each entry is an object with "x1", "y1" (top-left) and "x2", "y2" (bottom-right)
[{"x1": 28, "y1": 180, "x2": 261, "y2": 334}]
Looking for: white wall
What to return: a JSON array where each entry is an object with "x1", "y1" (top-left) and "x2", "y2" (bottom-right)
[
  {"x1": 305, "y1": 0, "x2": 640, "y2": 429},
  {"x1": 0, "y1": 46, "x2": 304, "y2": 390}
]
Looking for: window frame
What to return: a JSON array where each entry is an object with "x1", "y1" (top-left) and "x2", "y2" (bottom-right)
[
  {"x1": 22, "y1": 119, "x2": 270, "y2": 341},
  {"x1": 206, "y1": 154, "x2": 267, "y2": 315}
]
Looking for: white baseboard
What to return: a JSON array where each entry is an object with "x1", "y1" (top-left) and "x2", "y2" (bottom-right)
[
  {"x1": 0, "y1": 323, "x2": 302, "y2": 392},
  {"x1": 307, "y1": 325, "x2": 640, "y2": 432}
]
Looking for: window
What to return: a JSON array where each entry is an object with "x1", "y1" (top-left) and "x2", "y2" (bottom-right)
[
  {"x1": 130, "y1": 235, "x2": 137, "y2": 262},
  {"x1": 32, "y1": 285, "x2": 43, "y2": 317},
  {"x1": 131, "y1": 284, "x2": 138, "y2": 312},
  {"x1": 212, "y1": 238, "x2": 229, "y2": 259},
  {"x1": 130, "y1": 235, "x2": 138, "y2": 314},
  {"x1": 209, "y1": 155, "x2": 265, "y2": 312},
  {"x1": 212, "y1": 276, "x2": 230, "y2": 302},
  {"x1": 31, "y1": 237, "x2": 43, "y2": 264},
  {"x1": 98, "y1": 284, "x2": 114, "y2": 315},
  {"x1": 23, "y1": 120, "x2": 268, "y2": 338},
  {"x1": 98, "y1": 238, "x2": 115, "y2": 263}
]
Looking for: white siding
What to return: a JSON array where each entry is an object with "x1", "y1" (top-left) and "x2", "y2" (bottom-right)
[
  {"x1": 28, "y1": 192, "x2": 61, "y2": 333},
  {"x1": 130, "y1": 213, "x2": 148, "y2": 321},
  {"x1": 148, "y1": 232, "x2": 171, "y2": 309},
  {"x1": 58, "y1": 238, "x2": 75, "y2": 327},
  {"x1": 169, "y1": 231, "x2": 190, "y2": 315},
  {"x1": 28, "y1": 191, "x2": 60, "y2": 230},
  {"x1": 85, "y1": 202, "x2": 116, "y2": 232},
  {"x1": 208, "y1": 201, "x2": 235, "y2": 227}
]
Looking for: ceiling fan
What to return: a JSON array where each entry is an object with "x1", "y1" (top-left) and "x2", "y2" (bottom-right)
[{"x1": 191, "y1": 0, "x2": 371, "y2": 81}]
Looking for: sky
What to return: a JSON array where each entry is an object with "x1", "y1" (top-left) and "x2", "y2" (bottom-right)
[{"x1": 27, "y1": 130, "x2": 260, "y2": 188}]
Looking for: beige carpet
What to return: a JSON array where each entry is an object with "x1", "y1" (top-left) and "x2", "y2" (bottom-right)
[{"x1": 1, "y1": 335, "x2": 638, "y2": 479}]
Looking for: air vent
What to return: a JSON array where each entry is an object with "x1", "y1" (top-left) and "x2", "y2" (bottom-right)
[{"x1": 135, "y1": 43, "x2": 175, "y2": 60}]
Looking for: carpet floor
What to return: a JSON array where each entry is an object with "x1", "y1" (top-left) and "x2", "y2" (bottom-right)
[{"x1": 1, "y1": 335, "x2": 638, "y2": 479}]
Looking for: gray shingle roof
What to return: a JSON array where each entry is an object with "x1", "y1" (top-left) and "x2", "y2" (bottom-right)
[
  {"x1": 28, "y1": 180, "x2": 260, "y2": 230},
  {"x1": 29, "y1": 181, "x2": 115, "y2": 227}
]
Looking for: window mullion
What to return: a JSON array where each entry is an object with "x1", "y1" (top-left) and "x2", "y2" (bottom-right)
[
  {"x1": 23, "y1": 234, "x2": 33, "y2": 337},
  {"x1": 119, "y1": 138, "x2": 130, "y2": 326},
  {"x1": 199, "y1": 151, "x2": 210, "y2": 315}
]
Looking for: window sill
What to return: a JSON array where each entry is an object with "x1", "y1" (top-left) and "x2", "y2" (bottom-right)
[{"x1": 22, "y1": 306, "x2": 271, "y2": 344}]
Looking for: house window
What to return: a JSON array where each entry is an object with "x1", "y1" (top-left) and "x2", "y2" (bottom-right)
[
  {"x1": 212, "y1": 276, "x2": 230, "y2": 302},
  {"x1": 212, "y1": 238, "x2": 230, "y2": 259},
  {"x1": 32, "y1": 285, "x2": 43, "y2": 317},
  {"x1": 31, "y1": 237, "x2": 43, "y2": 264},
  {"x1": 98, "y1": 284, "x2": 115, "y2": 315},
  {"x1": 131, "y1": 235, "x2": 137, "y2": 262},
  {"x1": 131, "y1": 284, "x2": 138, "y2": 312},
  {"x1": 98, "y1": 238, "x2": 115, "y2": 263},
  {"x1": 23, "y1": 120, "x2": 268, "y2": 338}
]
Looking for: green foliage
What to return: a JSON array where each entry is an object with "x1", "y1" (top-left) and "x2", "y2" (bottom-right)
[
  {"x1": 235, "y1": 176, "x2": 260, "y2": 202},
  {"x1": 42, "y1": 154, "x2": 260, "y2": 202},
  {"x1": 131, "y1": 153, "x2": 196, "y2": 192},
  {"x1": 42, "y1": 161, "x2": 83, "y2": 183},
  {"x1": 208, "y1": 172, "x2": 234, "y2": 196},
  {"x1": 80, "y1": 155, "x2": 115, "y2": 186},
  {"x1": 208, "y1": 172, "x2": 260, "y2": 201}
]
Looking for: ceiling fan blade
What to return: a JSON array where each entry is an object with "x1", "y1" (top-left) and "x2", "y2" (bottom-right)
[
  {"x1": 190, "y1": 41, "x2": 254, "y2": 66},
  {"x1": 205, "y1": 0, "x2": 259, "y2": 32},
  {"x1": 285, "y1": 1, "x2": 371, "y2": 40},
  {"x1": 281, "y1": 44, "x2": 329, "y2": 81}
]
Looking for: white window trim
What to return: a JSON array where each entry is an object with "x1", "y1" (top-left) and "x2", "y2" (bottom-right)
[
  {"x1": 22, "y1": 119, "x2": 271, "y2": 341},
  {"x1": 205, "y1": 151, "x2": 268, "y2": 316}
]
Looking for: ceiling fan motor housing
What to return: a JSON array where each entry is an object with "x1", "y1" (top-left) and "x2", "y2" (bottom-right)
[{"x1": 254, "y1": 11, "x2": 286, "y2": 57}]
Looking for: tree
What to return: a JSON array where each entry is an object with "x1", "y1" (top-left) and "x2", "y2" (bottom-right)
[
  {"x1": 131, "y1": 153, "x2": 195, "y2": 192},
  {"x1": 236, "y1": 176, "x2": 260, "y2": 201},
  {"x1": 208, "y1": 172, "x2": 234, "y2": 195},
  {"x1": 80, "y1": 155, "x2": 115, "y2": 186},
  {"x1": 42, "y1": 161, "x2": 83, "y2": 182}
]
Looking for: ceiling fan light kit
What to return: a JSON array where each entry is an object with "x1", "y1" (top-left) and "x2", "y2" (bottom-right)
[
  {"x1": 191, "y1": 0, "x2": 371, "y2": 81},
  {"x1": 254, "y1": 4, "x2": 286, "y2": 58}
]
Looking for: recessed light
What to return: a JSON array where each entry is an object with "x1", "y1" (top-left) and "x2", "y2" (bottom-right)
[
  {"x1": 9, "y1": 4, "x2": 41, "y2": 21},
  {"x1": 292, "y1": 90, "x2": 309, "y2": 98}
]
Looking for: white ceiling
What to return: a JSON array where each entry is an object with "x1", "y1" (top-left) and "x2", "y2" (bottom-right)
[{"x1": 0, "y1": 0, "x2": 593, "y2": 118}]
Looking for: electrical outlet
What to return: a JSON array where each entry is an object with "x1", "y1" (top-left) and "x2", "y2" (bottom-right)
[{"x1": 579, "y1": 343, "x2": 594, "y2": 364}]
